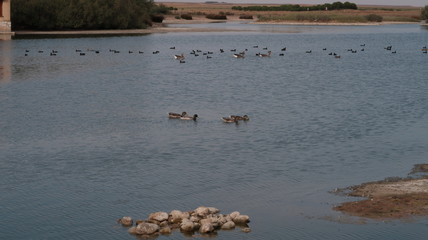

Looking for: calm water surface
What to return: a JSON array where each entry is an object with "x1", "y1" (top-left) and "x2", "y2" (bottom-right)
[{"x1": 1, "y1": 23, "x2": 428, "y2": 239}]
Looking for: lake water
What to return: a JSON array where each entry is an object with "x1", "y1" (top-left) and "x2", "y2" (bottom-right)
[{"x1": 1, "y1": 23, "x2": 428, "y2": 239}]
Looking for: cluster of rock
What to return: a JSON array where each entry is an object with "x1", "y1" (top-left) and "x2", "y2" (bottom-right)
[{"x1": 117, "y1": 206, "x2": 251, "y2": 237}]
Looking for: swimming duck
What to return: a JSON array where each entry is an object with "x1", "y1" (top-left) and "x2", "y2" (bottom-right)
[
  {"x1": 233, "y1": 53, "x2": 245, "y2": 58},
  {"x1": 174, "y1": 54, "x2": 185, "y2": 60},
  {"x1": 222, "y1": 117, "x2": 238, "y2": 123},
  {"x1": 181, "y1": 114, "x2": 198, "y2": 121},
  {"x1": 168, "y1": 112, "x2": 187, "y2": 119},
  {"x1": 259, "y1": 51, "x2": 272, "y2": 57},
  {"x1": 231, "y1": 115, "x2": 250, "y2": 121}
]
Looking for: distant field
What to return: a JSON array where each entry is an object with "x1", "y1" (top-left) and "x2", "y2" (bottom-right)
[{"x1": 161, "y1": 2, "x2": 422, "y2": 23}]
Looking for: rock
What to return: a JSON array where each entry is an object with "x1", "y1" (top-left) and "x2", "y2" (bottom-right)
[
  {"x1": 169, "y1": 210, "x2": 189, "y2": 223},
  {"x1": 159, "y1": 226, "x2": 172, "y2": 234},
  {"x1": 195, "y1": 206, "x2": 210, "y2": 217},
  {"x1": 135, "y1": 220, "x2": 144, "y2": 226},
  {"x1": 180, "y1": 219, "x2": 195, "y2": 232},
  {"x1": 189, "y1": 215, "x2": 200, "y2": 223},
  {"x1": 199, "y1": 223, "x2": 215, "y2": 234},
  {"x1": 159, "y1": 221, "x2": 169, "y2": 228},
  {"x1": 221, "y1": 221, "x2": 235, "y2": 230},
  {"x1": 208, "y1": 207, "x2": 220, "y2": 214},
  {"x1": 136, "y1": 222, "x2": 160, "y2": 235},
  {"x1": 128, "y1": 226, "x2": 138, "y2": 234},
  {"x1": 241, "y1": 227, "x2": 251, "y2": 233},
  {"x1": 199, "y1": 218, "x2": 212, "y2": 225},
  {"x1": 233, "y1": 215, "x2": 250, "y2": 224},
  {"x1": 119, "y1": 216, "x2": 133, "y2": 226},
  {"x1": 229, "y1": 211, "x2": 240, "y2": 220},
  {"x1": 149, "y1": 212, "x2": 169, "y2": 222}
]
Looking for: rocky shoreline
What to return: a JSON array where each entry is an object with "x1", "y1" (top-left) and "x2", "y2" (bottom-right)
[{"x1": 117, "y1": 206, "x2": 250, "y2": 238}]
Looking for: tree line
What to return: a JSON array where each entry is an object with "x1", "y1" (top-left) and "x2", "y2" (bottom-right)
[
  {"x1": 232, "y1": 2, "x2": 358, "y2": 12},
  {"x1": 11, "y1": 0, "x2": 168, "y2": 30}
]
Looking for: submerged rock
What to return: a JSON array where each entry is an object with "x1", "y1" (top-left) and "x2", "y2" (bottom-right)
[
  {"x1": 180, "y1": 219, "x2": 196, "y2": 232},
  {"x1": 136, "y1": 222, "x2": 160, "y2": 235},
  {"x1": 118, "y1": 216, "x2": 133, "y2": 226},
  {"x1": 199, "y1": 223, "x2": 215, "y2": 233},
  {"x1": 149, "y1": 212, "x2": 169, "y2": 222},
  {"x1": 221, "y1": 221, "x2": 235, "y2": 230},
  {"x1": 233, "y1": 215, "x2": 250, "y2": 224}
]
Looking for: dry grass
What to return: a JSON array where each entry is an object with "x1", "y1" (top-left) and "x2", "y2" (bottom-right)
[{"x1": 161, "y1": 2, "x2": 422, "y2": 23}]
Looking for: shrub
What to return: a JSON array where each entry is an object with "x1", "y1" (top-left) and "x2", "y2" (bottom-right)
[
  {"x1": 180, "y1": 14, "x2": 193, "y2": 20},
  {"x1": 239, "y1": 15, "x2": 253, "y2": 19},
  {"x1": 206, "y1": 14, "x2": 227, "y2": 20},
  {"x1": 151, "y1": 15, "x2": 164, "y2": 23},
  {"x1": 422, "y1": 6, "x2": 428, "y2": 20},
  {"x1": 365, "y1": 14, "x2": 383, "y2": 22}
]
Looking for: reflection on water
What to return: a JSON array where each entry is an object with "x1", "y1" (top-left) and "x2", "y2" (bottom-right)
[{"x1": 0, "y1": 40, "x2": 11, "y2": 83}]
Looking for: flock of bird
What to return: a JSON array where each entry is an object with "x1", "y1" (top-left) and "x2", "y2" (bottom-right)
[
  {"x1": 23, "y1": 43, "x2": 428, "y2": 60},
  {"x1": 168, "y1": 111, "x2": 249, "y2": 124}
]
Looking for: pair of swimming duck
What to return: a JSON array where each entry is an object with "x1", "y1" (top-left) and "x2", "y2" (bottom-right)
[
  {"x1": 168, "y1": 112, "x2": 198, "y2": 121},
  {"x1": 169, "y1": 112, "x2": 249, "y2": 123},
  {"x1": 221, "y1": 115, "x2": 250, "y2": 123}
]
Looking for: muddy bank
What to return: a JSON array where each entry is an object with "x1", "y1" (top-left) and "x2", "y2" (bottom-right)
[{"x1": 334, "y1": 164, "x2": 428, "y2": 220}]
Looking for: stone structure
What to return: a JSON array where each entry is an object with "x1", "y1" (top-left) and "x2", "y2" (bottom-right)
[{"x1": 1, "y1": 0, "x2": 13, "y2": 40}]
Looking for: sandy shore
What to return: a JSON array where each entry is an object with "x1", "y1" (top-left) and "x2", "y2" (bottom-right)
[{"x1": 334, "y1": 164, "x2": 428, "y2": 220}]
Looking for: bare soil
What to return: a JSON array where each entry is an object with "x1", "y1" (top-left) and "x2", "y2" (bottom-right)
[{"x1": 334, "y1": 164, "x2": 428, "y2": 220}]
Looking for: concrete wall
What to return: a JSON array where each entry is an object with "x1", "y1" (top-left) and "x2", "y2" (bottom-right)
[{"x1": 1, "y1": 0, "x2": 13, "y2": 39}]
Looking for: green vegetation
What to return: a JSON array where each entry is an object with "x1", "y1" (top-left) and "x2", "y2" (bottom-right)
[
  {"x1": 239, "y1": 15, "x2": 254, "y2": 19},
  {"x1": 11, "y1": 0, "x2": 160, "y2": 30},
  {"x1": 232, "y1": 1, "x2": 357, "y2": 12},
  {"x1": 422, "y1": 6, "x2": 428, "y2": 21},
  {"x1": 180, "y1": 14, "x2": 193, "y2": 20},
  {"x1": 365, "y1": 14, "x2": 383, "y2": 22},
  {"x1": 206, "y1": 14, "x2": 227, "y2": 20}
]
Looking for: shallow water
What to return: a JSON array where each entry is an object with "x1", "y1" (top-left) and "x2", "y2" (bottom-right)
[{"x1": 1, "y1": 23, "x2": 428, "y2": 239}]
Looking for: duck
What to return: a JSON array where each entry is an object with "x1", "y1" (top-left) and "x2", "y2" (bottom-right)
[
  {"x1": 174, "y1": 54, "x2": 185, "y2": 60},
  {"x1": 259, "y1": 51, "x2": 272, "y2": 57},
  {"x1": 230, "y1": 115, "x2": 250, "y2": 121},
  {"x1": 181, "y1": 114, "x2": 198, "y2": 121},
  {"x1": 222, "y1": 116, "x2": 238, "y2": 123},
  {"x1": 168, "y1": 112, "x2": 187, "y2": 119},
  {"x1": 233, "y1": 53, "x2": 245, "y2": 58}
]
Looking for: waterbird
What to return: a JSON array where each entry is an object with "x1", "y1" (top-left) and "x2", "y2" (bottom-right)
[
  {"x1": 174, "y1": 54, "x2": 185, "y2": 60},
  {"x1": 230, "y1": 115, "x2": 250, "y2": 121},
  {"x1": 168, "y1": 112, "x2": 187, "y2": 119},
  {"x1": 180, "y1": 114, "x2": 198, "y2": 121},
  {"x1": 281, "y1": 47, "x2": 287, "y2": 51},
  {"x1": 259, "y1": 51, "x2": 272, "y2": 57},
  {"x1": 222, "y1": 117, "x2": 238, "y2": 123},
  {"x1": 233, "y1": 53, "x2": 245, "y2": 58},
  {"x1": 170, "y1": 47, "x2": 176, "y2": 49},
  {"x1": 305, "y1": 50, "x2": 312, "y2": 53}
]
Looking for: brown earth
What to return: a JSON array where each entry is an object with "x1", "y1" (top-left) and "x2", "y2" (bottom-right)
[{"x1": 333, "y1": 164, "x2": 428, "y2": 220}]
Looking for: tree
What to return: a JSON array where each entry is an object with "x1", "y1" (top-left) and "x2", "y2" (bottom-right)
[{"x1": 422, "y1": 5, "x2": 428, "y2": 21}]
